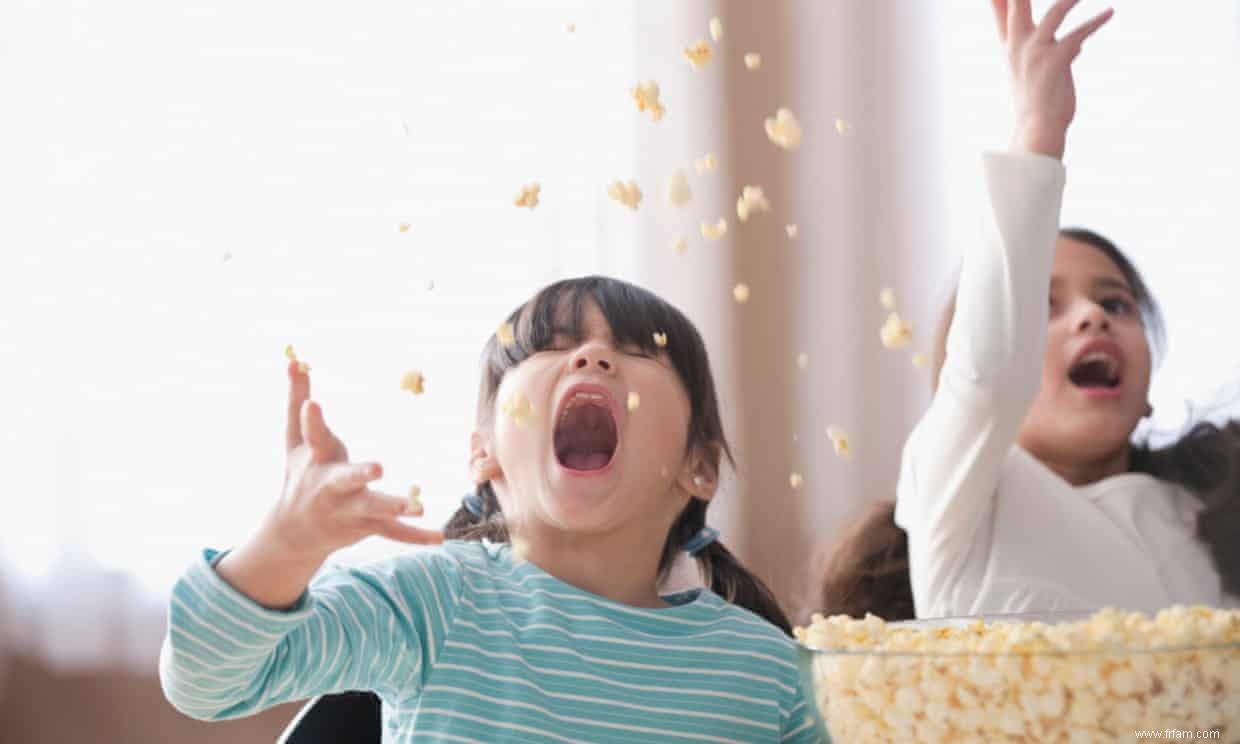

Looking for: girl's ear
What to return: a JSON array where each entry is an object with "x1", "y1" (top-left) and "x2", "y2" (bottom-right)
[
  {"x1": 469, "y1": 430, "x2": 502, "y2": 484},
  {"x1": 676, "y1": 442, "x2": 721, "y2": 502}
]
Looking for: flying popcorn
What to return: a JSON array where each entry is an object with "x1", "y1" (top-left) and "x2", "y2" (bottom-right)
[
  {"x1": 501, "y1": 391, "x2": 534, "y2": 426},
  {"x1": 911, "y1": 352, "x2": 929, "y2": 369},
  {"x1": 736, "y1": 185, "x2": 771, "y2": 222},
  {"x1": 826, "y1": 426, "x2": 852, "y2": 459},
  {"x1": 510, "y1": 537, "x2": 530, "y2": 562},
  {"x1": 495, "y1": 322, "x2": 515, "y2": 347},
  {"x1": 398, "y1": 222, "x2": 411, "y2": 232},
  {"x1": 709, "y1": 17, "x2": 723, "y2": 42},
  {"x1": 879, "y1": 287, "x2": 896, "y2": 310},
  {"x1": 786, "y1": 224, "x2": 799, "y2": 239},
  {"x1": 513, "y1": 183, "x2": 541, "y2": 209},
  {"x1": 733, "y1": 283, "x2": 750, "y2": 304},
  {"x1": 797, "y1": 353, "x2": 809, "y2": 369},
  {"x1": 835, "y1": 117, "x2": 853, "y2": 136},
  {"x1": 765, "y1": 107, "x2": 803, "y2": 150},
  {"x1": 671, "y1": 236, "x2": 688, "y2": 255},
  {"x1": 744, "y1": 53, "x2": 761, "y2": 70},
  {"x1": 652, "y1": 332, "x2": 668, "y2": 347},
  {"x1": 566, "y1": 22, "x2": 575, "y2": 33},
  {"x1": 665, "y1": 169, "x2": 692, "y2": 208},
  {"x1": 607, "y1": 180, "x2": 643, "y2": 210},
  {"x1": 694, "y1": 153, "x2": 718, "y2": 173},
  {"x1": 631, "y1": 80, "x2": 665, "y2": 122},
  {"x1": 285, "y1": 345, "x2": 310, "y2": 374},
  {"x1": 684, "y1": 40, "x2": 712, "y2": 69},
  {"x1": 400, "y1": 370, "x2": 426, "y2": 395},
  {"x1": 406, "y1": 485, "x2": 424, "y2": 516},
  {"x1": 880, "y1": 311, "x2": 913, "y2": 349},
  {"x1": 701, "y1": 218, "x2": 728, "y2": 240},
  {"x1": 627, "y1": 392, "x2": 640, "y2": 411},
  {"x1": 789, "y1": 472, "x2": 804, "y2": 489}
]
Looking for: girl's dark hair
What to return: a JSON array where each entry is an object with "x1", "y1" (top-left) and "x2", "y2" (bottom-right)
[
  {"x1": 816, "y1": 500, "x2": 915, "y2": 621},
  {"x1": 443, "y1": 275, "x2": 793, "y2": 633},
  {"x1": 933, "y1": 227, "x2": 1240, "y2": 597}
]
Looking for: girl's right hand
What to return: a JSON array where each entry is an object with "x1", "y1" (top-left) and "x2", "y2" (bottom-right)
[
  {"x1": 273, "y1": 360, "x2": 443, "y2": 561},
  {"x1": 991, "y1": 0, "x2": 1113, "y2": 158}
]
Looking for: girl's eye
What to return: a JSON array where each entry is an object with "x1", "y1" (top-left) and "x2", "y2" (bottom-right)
[{"x1": 1100, "y1": 297, "x2": 1133, "y2": 315}]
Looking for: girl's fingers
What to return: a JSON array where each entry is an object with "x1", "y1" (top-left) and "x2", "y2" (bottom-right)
[
  {"x1": 301, "y1": 400, "x2": 345, "y2": 464},
  {"x1": 1058, "y1": 7, "x2": 1113, "y2": 54},
  {"x1": 372, "y1": 519, "x2": 445, "y2": 546},
  {"x1": 1034, "y1": 0, "x2": 1080, "y2": 42},
  {"x1": 286, "y1": 361, "x2": 310, "y2": 452},
  {"x1": 1007, "y1": 0, "x2": 1035, "y2": 42},
  {"x1": 990, "y1": 0, "x2": 1009, "y2": 42},
  {"x1": 351, "y1": 488, "x2": 410, "y2": 520},
  {"x1": 323, "y1": 462, "x2": 384, "y2": 495}
]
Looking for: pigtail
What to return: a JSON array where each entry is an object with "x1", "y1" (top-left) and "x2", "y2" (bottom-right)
[
  {"x1": 659, "y1": 498, "x2": 792, "y2": 635},
  {"x1": 1131, "y1": 420, "x2": 1240, "y2": 597},
  {"x1": 443, "y1": 483, "x2": 510, "y2": 543}
]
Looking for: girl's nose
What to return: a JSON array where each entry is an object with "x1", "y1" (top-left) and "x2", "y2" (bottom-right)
[
  {"x1": 569, "y1": 343, "x2": 615, "y2": 374},
  {"x1": 1075, "y1": 300, "x2": 1111, "y2": 333}
]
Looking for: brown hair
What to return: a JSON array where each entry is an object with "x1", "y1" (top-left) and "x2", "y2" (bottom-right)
[
  {"x1": 443, "y1": 276, "x2": 794, "y2": 633},
  {"x1": 932, "y1": 227, "x2": 1240, "y2": 597},
  {"x1": 817, "y1": 500, "x2": 915, "y2": 621}
]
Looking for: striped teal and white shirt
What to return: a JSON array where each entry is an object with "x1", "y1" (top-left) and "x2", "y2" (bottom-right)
[{"x1": 160, "y1": 539, "x2": 827, "y2": 742}]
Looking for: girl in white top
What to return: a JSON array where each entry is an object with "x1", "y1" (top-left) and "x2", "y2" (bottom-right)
[{"x1": 896, "y1": 0, "x2": 1240, "y2": 618}]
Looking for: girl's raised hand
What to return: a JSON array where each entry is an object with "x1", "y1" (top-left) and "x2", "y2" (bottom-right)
[
  {"x1": 991, "y1": 0, "x2": 1113, "y2": 158},
  {"x1": 276, "y1": 360, "x2": 442, "y2": 560}
]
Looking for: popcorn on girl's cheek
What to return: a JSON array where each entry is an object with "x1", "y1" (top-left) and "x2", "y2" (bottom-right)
[{"x1": 501, "y1": 392, "x2": 534, "y2": 426}]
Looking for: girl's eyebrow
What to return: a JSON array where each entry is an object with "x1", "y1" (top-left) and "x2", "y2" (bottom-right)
[{"x1": 1092, "y1": 277, "x2": 1134, "y2": 295}]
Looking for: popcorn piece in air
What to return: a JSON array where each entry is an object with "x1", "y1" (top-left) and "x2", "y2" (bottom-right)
[
  {"x1": 513, "y1": 183, "x2": 541, "y2": 209},
  {"x1": 632, "y1": 81, "x2": 665, "y2": 122},
  {"x1": 406, "y1": 485, "x2": 424, "y2": 516},
  {"x1": 607, "y1": 180, "x2": 643, "y2": 210},
  {"x1": 744, "y1": 53, "x2": 761, "y2": 70},
  {"x1": 826, "y1": 426, "x2": 852, "y2": 460},
  {"x1": 496, "y1": 323, "x2": 516, "y2": 348},
  {"x1": 733, "y1": 283, "x2": 750, "y2": 304},
  {"x1": 694, "y1": 153, "x2": 718, "y2": 173},
  {"x1": 880, "y1": 312, "x2": 913, "y2": 349},
  {"x1": 709, "y1": 17, "x2": 723, "y2": 42},
  {"x1": 666, "y1": 169, "x2": 692, "y2": 208},
  {"x1": 652, "y1": 332, "x2": 668, "y2": 348},
  {"x1": 701, "y1": 218, "x2": 728, "y2": 240},
  {"x1": 764, "y1": 107, "x2": 803, "y2": 150},
  {"x1": 627, "y1": 392, "x2": 640, "y2": 411},
  {"x1": 736, "y1": 185, "x2": 771, "y2": 222},
  {"x1": 400, "y1": 370, "x2": 426, "y2": 395},
  {"x1": 684, "y1": 40, "x2": 712, "y2": 69}
]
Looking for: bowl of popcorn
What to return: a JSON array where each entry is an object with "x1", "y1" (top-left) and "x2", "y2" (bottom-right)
[{"x1": 794, "y1": 606, "x2": 1240, "y2": 743}]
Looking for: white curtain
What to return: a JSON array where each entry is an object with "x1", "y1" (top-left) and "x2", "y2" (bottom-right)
[{"x1": 0, "y1": 0, "x2": 639, "y2": 673}]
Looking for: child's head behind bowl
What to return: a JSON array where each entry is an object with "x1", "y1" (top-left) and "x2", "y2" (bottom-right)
[{"x1": 446, "y1": 275, "x2": 792, "y2": 631}]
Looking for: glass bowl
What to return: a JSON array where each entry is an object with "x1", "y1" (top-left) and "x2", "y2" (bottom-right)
[{"x1": 795, "y1": 608, "x2": 1240, "y2": 743}]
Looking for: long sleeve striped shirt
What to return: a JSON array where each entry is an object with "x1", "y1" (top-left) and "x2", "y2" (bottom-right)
[{"x1": 160, "y1": 539, "x2": 827, "y2": 742}]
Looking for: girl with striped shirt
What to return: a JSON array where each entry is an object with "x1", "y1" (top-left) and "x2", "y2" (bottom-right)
[{"x1": 160, "y1": 276, "x2": 825, "y2": 742}]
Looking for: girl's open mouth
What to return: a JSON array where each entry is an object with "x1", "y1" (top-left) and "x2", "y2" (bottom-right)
[{"x1": 553, "y1": 388, "x2": 619, "y2": 472}]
